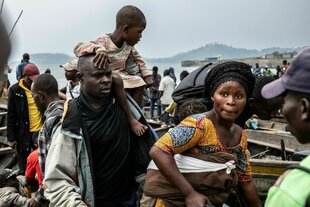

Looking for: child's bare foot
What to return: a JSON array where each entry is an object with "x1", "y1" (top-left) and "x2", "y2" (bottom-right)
[{"x1": 130, "y1": 119, "x2": 148, "y2": 136}]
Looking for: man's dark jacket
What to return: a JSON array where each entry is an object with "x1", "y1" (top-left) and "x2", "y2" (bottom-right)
[{"x1": 7, "y1": 82, "x2": 32, "y2": 151}]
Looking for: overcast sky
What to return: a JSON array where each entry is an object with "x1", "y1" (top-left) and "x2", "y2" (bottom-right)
[{"x1": 3, "y1": 0, "x2": 310, "y2": 61}]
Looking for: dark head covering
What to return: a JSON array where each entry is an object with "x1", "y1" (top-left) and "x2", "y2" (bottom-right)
[{"x1": 203, "y1": 61, "x2": 255, "y2": 105}]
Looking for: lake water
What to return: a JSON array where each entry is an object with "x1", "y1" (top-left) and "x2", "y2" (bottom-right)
[{"x1": 8, "y1": 61, "x2": 198, "y2": 89}]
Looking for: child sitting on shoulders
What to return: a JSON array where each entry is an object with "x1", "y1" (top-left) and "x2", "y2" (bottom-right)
[{"x1": 74, "y1": 5, "x2": 153, "y2": 107}]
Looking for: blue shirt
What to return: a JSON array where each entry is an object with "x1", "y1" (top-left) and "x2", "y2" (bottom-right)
[{"x1": 16, "y1": 60, "x2": 30, "y2": 80}]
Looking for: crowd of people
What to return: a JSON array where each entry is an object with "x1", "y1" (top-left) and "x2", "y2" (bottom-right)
[{"x1": 0, "y1": 4, "x2": 309, "y2": 207}]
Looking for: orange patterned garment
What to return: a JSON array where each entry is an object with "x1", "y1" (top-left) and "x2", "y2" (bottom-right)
[{"x1": 155, "y1": 113, "x2": 252, "y2": 182}]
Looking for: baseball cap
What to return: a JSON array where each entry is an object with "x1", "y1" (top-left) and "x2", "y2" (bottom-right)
[
  {"x1": 60, "y1": 59, "x2": 78, "y2": 71},
  {"x1": 262, "y1": 46, "x2": 310, "y2": 99},
  {"x1": 0, "y1": 169, "x2": 18, "y2": 186},
  {"x1": 23, "y1": 63, "x2": 40, "y2": 81}
]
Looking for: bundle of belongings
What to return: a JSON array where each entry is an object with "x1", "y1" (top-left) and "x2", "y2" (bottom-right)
[{"x1": 141, "y1": 152, "x2": 238, "y2": 207}]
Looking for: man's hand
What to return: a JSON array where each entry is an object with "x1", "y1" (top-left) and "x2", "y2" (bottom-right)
[
  {"x1": 28, "y1": 198, "x2": 41, "y2": 207},
  {"x1": 93, "y1": 51, "x2": 110, "y2": 69},
  {"x1": 8, "y1": 140, "x2": 17, "y2": 149},
  {"x1": 143, "y1": 76, "x2": 153, "y2": 87},
  {"x1": 185, "y1": 191, "x2": 209, "y2": 207}
]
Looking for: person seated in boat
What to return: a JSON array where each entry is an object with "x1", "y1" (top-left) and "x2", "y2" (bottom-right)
[
  {"x1": 25, "y1": 133, "x2": 42, "y2": 191},
  {"x1": 141, "y1": 61, "x2": 262, "y2": 207},
  {"x1": 262, "y1": 46, "x2": 310, "y2": 207},
  {"x1": 73, "y1": 5, "x2": 153, "y2": 107},
  {"x1": 0, "y1": 169, "x2": 31, "y2": 206}
]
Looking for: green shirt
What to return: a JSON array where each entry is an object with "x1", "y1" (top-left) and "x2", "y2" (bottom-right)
[{"x1": 265, "y1": 155, "x2": 310, "y2": 207}]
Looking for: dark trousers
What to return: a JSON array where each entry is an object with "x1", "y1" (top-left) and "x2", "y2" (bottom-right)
[
  {"x1": 121, "y1": 191, "x2": 137, "y2": 207},
  {"x1": 16, "y1": 131, "x2": 36, "y2": 174},
  {"x1": 161, "y1": 104, "x2": 170, "y2": 125},
  {"x1": 150, "y1": 97, "x2": 161, "y2": 120}
]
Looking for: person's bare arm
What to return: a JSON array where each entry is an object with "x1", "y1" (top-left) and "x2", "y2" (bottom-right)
[
  {"x1": 239, "y1": 180, "x2": 262, "y2": 207},
  {"x1": 58, "y1": 91, "x2": 67, "y2": 100},
  {"x1": 112, "y1": 72, "x2": 147, "y2": 136},
  {"x1": 143, "y1": 75, "x2": 153, "y2": 87},
  {"x1": 150, "y1": 146, "x2": 209, "y2": 207}
]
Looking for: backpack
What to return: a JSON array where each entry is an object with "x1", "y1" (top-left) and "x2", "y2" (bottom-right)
[{"x1": 172, "y1": 62, "x2": 212, "y2": 105}]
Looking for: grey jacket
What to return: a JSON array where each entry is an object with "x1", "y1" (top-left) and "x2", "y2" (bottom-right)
[
  {"x1": 43, "y1": 100, "x2": 94, "y2": 207},
  {"x1": 0, "y1": 187, "x2": 29, "y2": 207}
]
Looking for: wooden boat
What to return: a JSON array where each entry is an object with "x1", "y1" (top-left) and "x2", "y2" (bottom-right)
[
  {"x1": 0, "y1": 98, "x2": 17, "y2": 169},
  {"x1": 245, "y1": 128, "x2": 310, "y2": 201}
]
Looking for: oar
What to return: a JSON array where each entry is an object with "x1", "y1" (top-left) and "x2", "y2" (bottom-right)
[
  {"x1": 280, "y1": 139, "x2": 287, "y2": 160},
  {"x1": 0, "y1": 0, "x2": 4, "y2": 15},
  {"x1": 8, "y1": 9, "x2": 23, "y2": 38}
]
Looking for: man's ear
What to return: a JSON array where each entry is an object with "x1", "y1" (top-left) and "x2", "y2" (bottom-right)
[
  {"x1": 76, "y1": 72, "x2": 83, "y2": 82},
  {"x1": 38, "y1": 91, "x2": 45, "y2": 100},
  {"x1": 300, "y1": 98, "x2": 310, "y2": 120}
]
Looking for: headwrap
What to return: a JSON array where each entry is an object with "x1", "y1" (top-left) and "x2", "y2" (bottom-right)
[{"x1": 203, "y1": 61, "x2": 255, "y2": 104}]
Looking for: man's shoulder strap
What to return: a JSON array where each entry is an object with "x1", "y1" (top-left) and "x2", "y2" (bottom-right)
[
  {"x1": 289, "y1": 165, "x2": 310, "y2": 174},
  {"x1": 61, "y1": 99, "x2": 82, "y2": 134}
]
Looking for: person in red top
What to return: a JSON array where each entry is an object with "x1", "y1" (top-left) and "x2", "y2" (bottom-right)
[{"x1": 25, "y1": 135, "x2": 43, "y2": 188}]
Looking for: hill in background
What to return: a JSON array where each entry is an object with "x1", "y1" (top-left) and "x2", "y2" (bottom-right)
[
  {"x1": 10, "y1": 43, "x2": 302, "y2": 65},
  {"x1": 9, "y1": 53, "x2": 73, "y2": 66},
  {"x1": 30, "y1": 53, "x2": 72, "y2": 64},
  {"x1": 146, "y1": 42, "x2": 302, "y2": 63}
]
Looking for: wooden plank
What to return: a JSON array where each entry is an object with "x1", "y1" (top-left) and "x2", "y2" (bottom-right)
[
  {"x1": 0, "y1": 126, "x2": 6, "y2": 132},
  {"x1": 246, "y1": 129, "x2": 310, "y2": 151},
  {"x1": 248, "y1": 138, "x2": 296, "y2": 153},
  {"x1": 0, "y1": 111, "x2": 7, "y2": 116},
  {"x1": 0, "y1": 146, "x2": 14, "y2": 155}
]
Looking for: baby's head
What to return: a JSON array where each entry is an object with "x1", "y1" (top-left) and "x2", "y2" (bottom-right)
[
  {"x1": 116, "y1": 5, "x2": 146, "y2": 46},
  {"x1": 179, "y1": 99, "x2": 208, "y2": 121},
  {"x1": 204, "y1": 61, "x2": 255, "y2": 122}
]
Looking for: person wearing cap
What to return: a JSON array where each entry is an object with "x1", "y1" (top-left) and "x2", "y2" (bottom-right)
[
  {"x1": 59, "y1": 58, "x2": 80, "y2": 100},
  {"x1": 0, "y1": 168, "x2": 30, "y2": 206},
  {"x1": 7, "y1": 63, "x2": 42, "y2": 174},
  {"x1": 16, "y1": 53, "x2": 31, "y2": 81},
  {"x1": 262, "y1": 46, "x2": 310, "y2": 207}
]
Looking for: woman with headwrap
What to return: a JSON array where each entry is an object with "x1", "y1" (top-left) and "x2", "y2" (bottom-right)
[{"x1": 141, "y1": 61, "x2": 261, "y2": 207}]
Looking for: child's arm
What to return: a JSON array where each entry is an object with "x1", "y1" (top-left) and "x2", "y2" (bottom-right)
[
  {"x1": 143, "y1": 75, "x2": 153, "y2": 87},
  {"x1": 112, "y1": 72, "x2": 148, "y2": 136},
  {"x1": 73, "y1": 36, "x2": 109, "y2": 69},
  {"x1": 131, "y1": 47, "x2": 153, "y2": 86}
]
